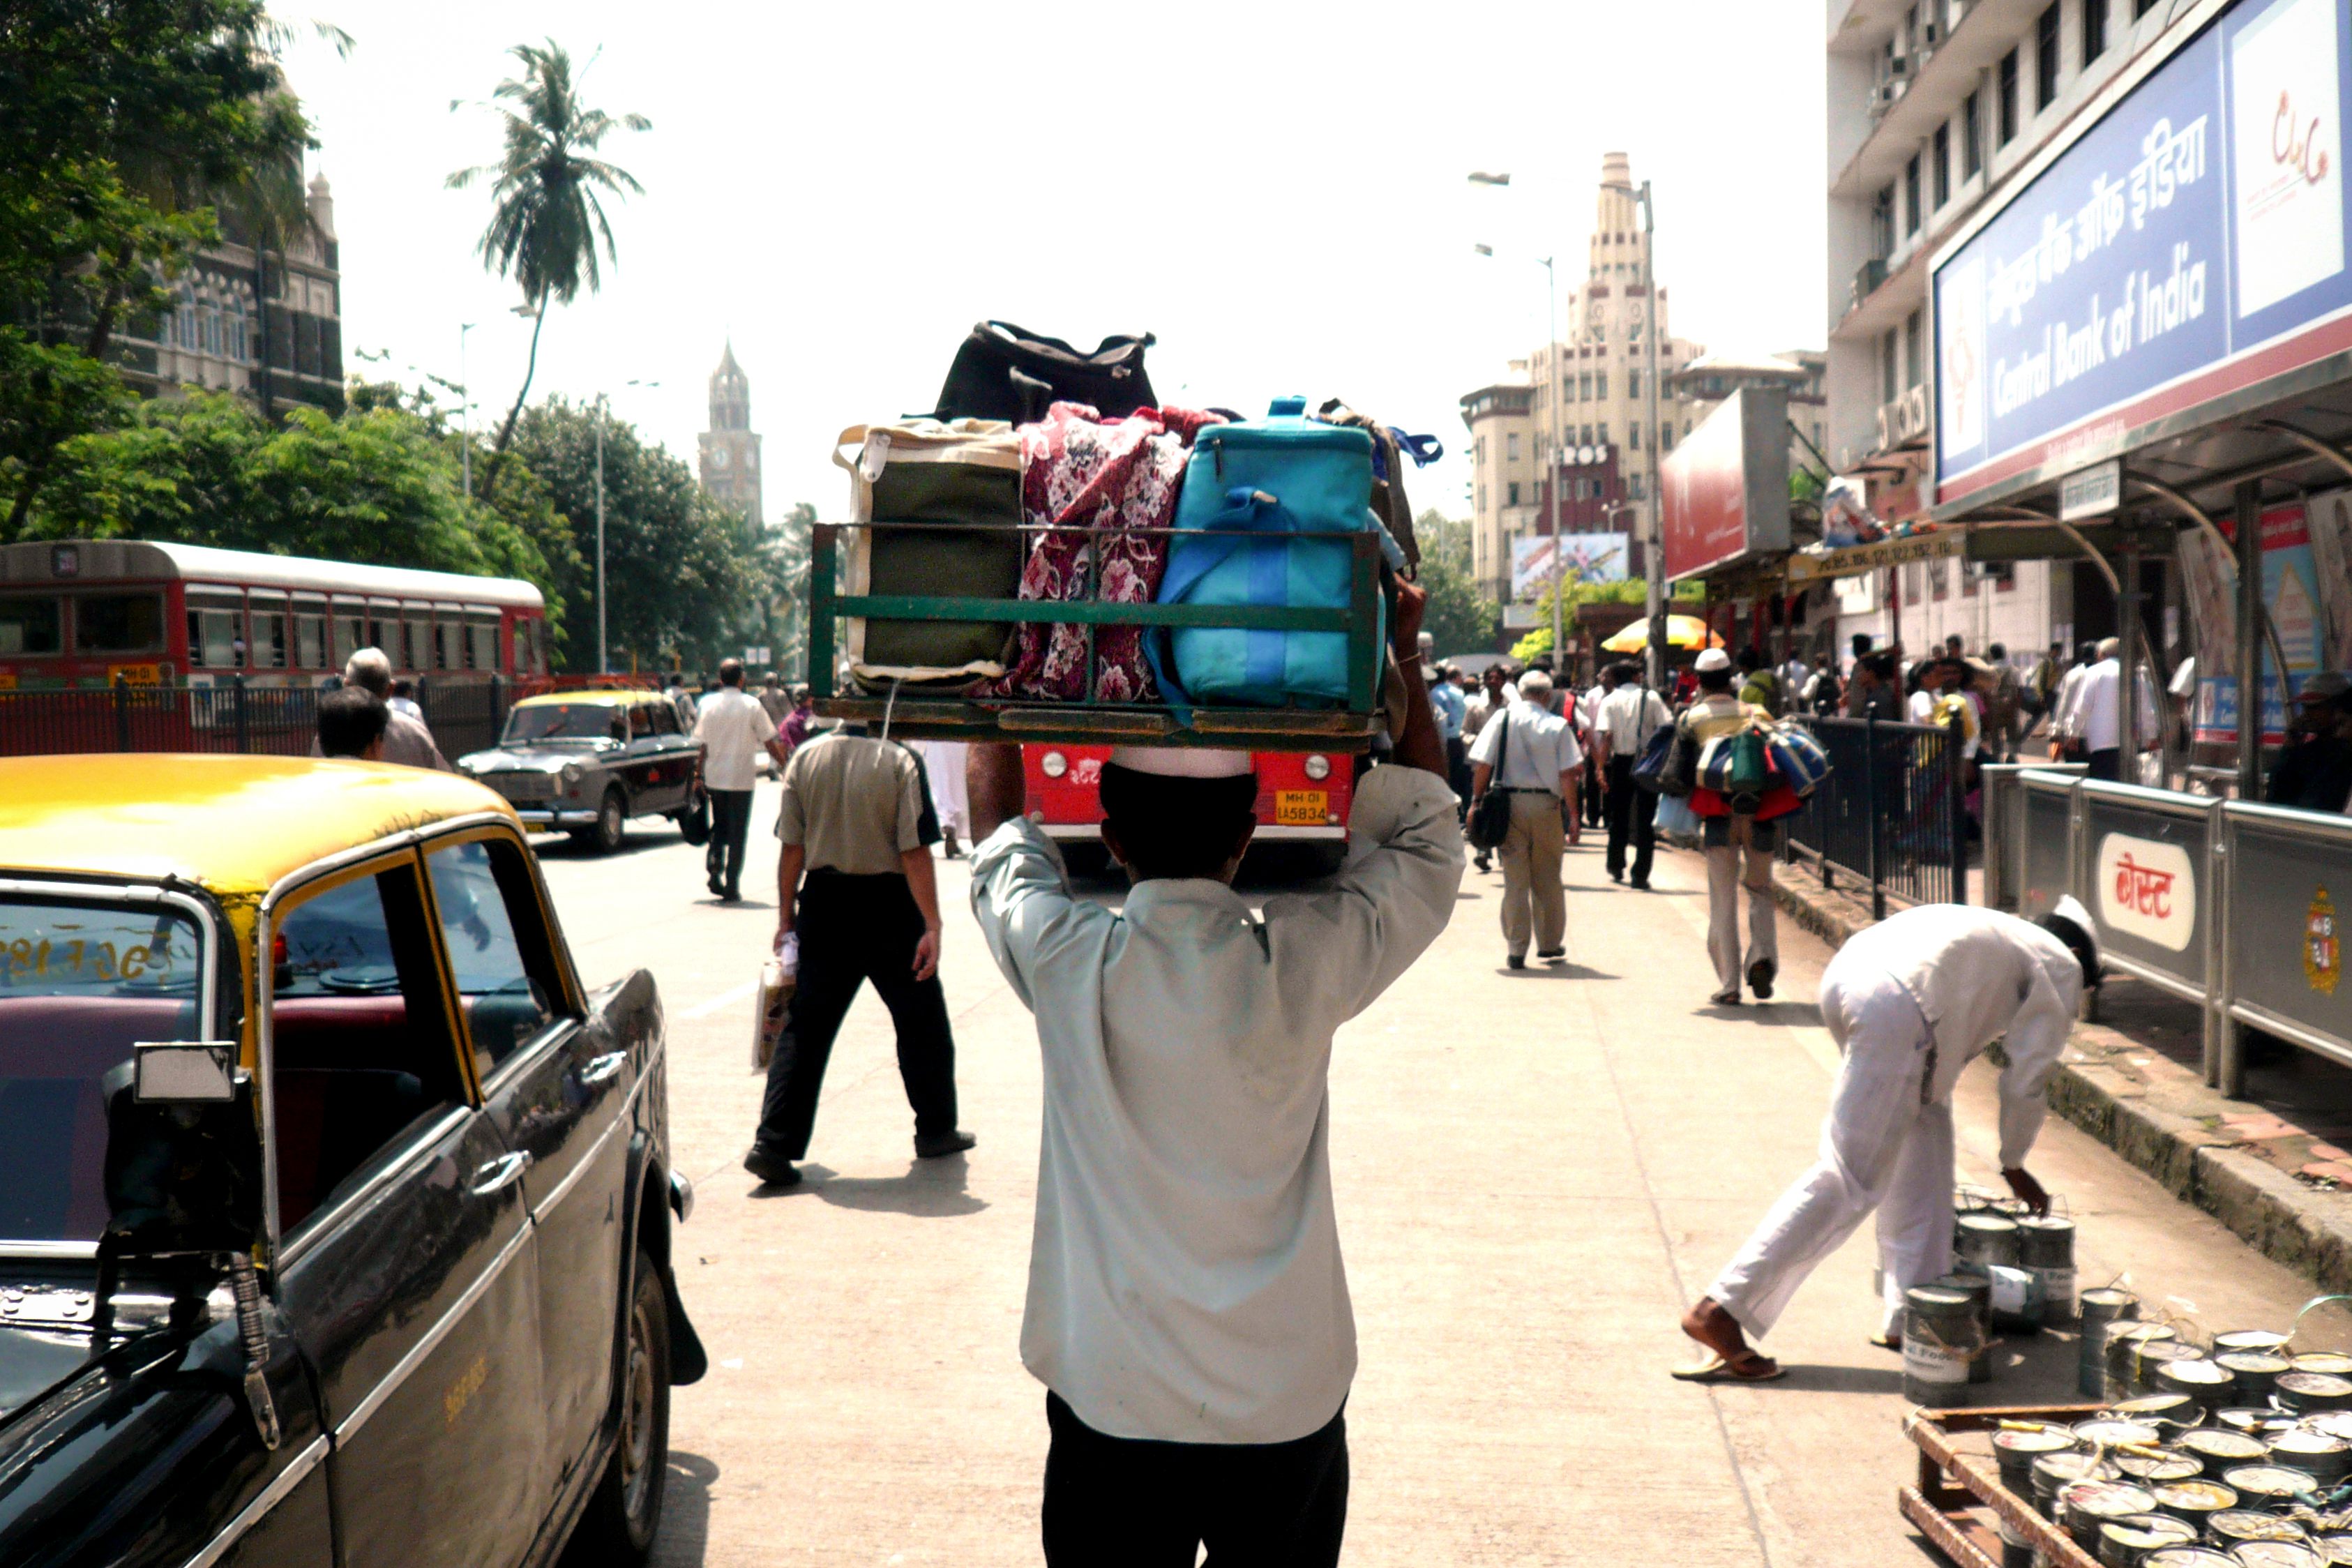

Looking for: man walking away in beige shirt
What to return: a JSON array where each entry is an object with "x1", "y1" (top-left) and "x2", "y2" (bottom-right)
[
  {"x1": 963, "y1": 585, "x2": 1460, "y2": 1567},
  {"x1": 691, "y1": 658, "x2": 787, "y2": 902},
  {"x1": 742, "y1": 729, "x2": 974, "y2": 1189},
  {"x1": 1467, "y1": 668, "x2": 1583, "y2": 969}
]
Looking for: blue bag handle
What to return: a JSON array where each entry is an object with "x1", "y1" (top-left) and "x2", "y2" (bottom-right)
[
  {"x1": 1145, "y1": 488, "x2": 1300, "y2": 715},
  {"x1": 1392, "y1": 430, "x2": 1444, "y2": 467}
]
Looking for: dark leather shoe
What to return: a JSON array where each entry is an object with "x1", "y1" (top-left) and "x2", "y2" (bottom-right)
[
  {"x1": 743, "y1": 1148, "x2": 801, "y2": 1188},
  {"x1": 1748, "y1": 958, "x2": 1777, "y2": 1000},
  {"x1": 708, "y1": 875, "x2": 727, "y2": 898},
  {"x1": 915, "y1": 1130, "x2": 977, "y2": 1159},
  {"x1": 1507, "y1": 954, "x2": 1527, "y2": 970},
  {"x1": 1628, "y1": 878, "x2": 1652, "y2": 890},
  {"x1": 1537, "y1": 947, "x2": 1566, "y2": 961}
]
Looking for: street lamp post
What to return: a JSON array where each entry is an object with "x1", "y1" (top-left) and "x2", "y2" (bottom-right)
[{"x1": 1634, "y1": 181, "x2": 1667, "y2": 691}]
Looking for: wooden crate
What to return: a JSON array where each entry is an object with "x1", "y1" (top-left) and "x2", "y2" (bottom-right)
[
  {"x1": 807, "y1": 522, "x2": 1388, "y2": 753},
  {"x1": 1901, "y1": 1403, "x2": 2106, "y2": 1568}
]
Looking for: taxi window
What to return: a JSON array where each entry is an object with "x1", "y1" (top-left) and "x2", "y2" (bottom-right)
[
  {"x1": 0, "y1": 897, "x2": 202, "y2": 1242},
  {"x1": 505, "y1": 702, "x2": 619, "y2": 743},
  {"x1": 423, "y1": 838, "x2": 568, "y2": 1075},
  {"x1": 271, "y1": 865, "x2": 467, "y2": 1234}
]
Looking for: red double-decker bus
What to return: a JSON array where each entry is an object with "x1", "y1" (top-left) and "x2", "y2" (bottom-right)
[{"x1": 0, "y1": 539, "x2": 549, "y2": 693}]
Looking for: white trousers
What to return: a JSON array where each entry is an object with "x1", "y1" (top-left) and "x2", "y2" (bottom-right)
[{"x1": 1708, "y1": 962, "x2": 1954, "y2": 1339}]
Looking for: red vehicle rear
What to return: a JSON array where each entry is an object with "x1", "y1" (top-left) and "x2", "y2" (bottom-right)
[{"x1": 1022, "y1": 743, "x2": 1354, "y2": 880}]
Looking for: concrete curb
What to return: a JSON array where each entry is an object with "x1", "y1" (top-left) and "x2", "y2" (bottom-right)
[{"x1": 1761, "y1": 859, "x2": 2352, "y2": 1298}]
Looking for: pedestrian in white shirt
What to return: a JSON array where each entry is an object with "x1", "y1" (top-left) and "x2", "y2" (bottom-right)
[
  {"x1": 1592, "y1": 661, "x2": 1672, "y2": 889},
  {"x1": 963, "y1": 589, "x2": 1460, "y2": 1567},
  {"x1": 2046, "y1": 640, "x2": 2097, "y2": 757},
  {"x1": 1468, "y1": 669, "x2": 1584, "y2": 968},
  {"x1": 690, "y1": 658, "x2": 787, "y2": 901},
  {"x1": 1675, "y1": 899, "x2": 2100, "y2": 1382},
  {"x1": 2051, "y1": 637, "x2": 2157, "y2": 782}
]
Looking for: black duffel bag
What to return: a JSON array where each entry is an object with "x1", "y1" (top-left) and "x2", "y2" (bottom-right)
[
  {"x1": 1468, "y1": 712, "x2": 1515, "y2": 851},
  {"x1": 933, "y1": 321, "x2": 1156, "y2": 423}
]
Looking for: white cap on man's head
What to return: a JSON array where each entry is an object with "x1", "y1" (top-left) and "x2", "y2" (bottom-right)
[
  {"x1": 1106, "y1": 746, "x2": 1255, "y2": 779},
  {"x1": 1694, "y1": 648, "x2": 1732, "y2": 673}
]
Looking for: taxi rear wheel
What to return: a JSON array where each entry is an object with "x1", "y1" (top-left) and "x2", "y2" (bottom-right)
[
  {"x1": 573, "y1": 1249, "x2": 670, "y2": 1565},
  {"x1": 584, "y1": 786, "x2": 626, "y2": 854}
]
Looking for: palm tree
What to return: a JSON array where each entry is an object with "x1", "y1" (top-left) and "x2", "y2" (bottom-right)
[{"x1": 447, "y1": 41, "x2": 647, "y2": 502}]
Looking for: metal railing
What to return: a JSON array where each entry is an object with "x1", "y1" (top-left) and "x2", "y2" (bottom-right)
[
  {"x1": 0, "y1": 676, "x2": 510, "y2": 761},
  {"x1": 1777, "y1": 714, "x2": 1970, "y2": 919},
  {"x1": 1984, "y1": 765, "x2": 2352, "y2": 1096}
]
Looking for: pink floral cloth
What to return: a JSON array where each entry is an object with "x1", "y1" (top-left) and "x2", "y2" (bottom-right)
[{"x1": 986, "y1": 402, "x2": 1222, "y2": 702}]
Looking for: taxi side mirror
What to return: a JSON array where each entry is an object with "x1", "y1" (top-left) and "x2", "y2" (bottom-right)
[
  {"x1": 102, "y1": 1050, "x2": 262, "y2": 1257},
  {"x1": 134, "y1": 1041, "x2": 238, "y2": 1104}
]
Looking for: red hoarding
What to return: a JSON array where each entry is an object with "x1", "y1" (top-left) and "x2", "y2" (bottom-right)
[{"x1": 1660, "y1": 386, "x2": 1790, "y2": 581}]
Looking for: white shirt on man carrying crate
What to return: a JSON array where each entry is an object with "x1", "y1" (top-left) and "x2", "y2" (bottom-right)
[{"x1": 967, "y1": 761, "x2": 1463, "y2": 1445}]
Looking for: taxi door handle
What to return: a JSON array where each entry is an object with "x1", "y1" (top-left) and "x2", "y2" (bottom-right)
[
  {"x1": 470, "y1": 1151, "x2": 534, "y2": 1196},
  {"x1": 579, "y1": 1051, "x2": 628, "y2": 1086}
]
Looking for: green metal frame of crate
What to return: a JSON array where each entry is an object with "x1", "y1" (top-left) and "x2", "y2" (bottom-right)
[
  {"x1": 1902, "y1": 1403, "x2": 2104, "y2": 1568},
  {"x1": 807, "y1": 521, "x2": 1387, "y2": 751}
]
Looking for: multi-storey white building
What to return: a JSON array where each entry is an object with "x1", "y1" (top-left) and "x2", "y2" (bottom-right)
[{"x1": 1825, "y1": 0, "x2": 2187, "y2": 659}]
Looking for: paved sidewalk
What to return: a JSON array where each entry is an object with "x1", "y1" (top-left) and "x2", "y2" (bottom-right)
[{"x1": 534, "y1": 787, "x2": 2352, "y2": 1567}]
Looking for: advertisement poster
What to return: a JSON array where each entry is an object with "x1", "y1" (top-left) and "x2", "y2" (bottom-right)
[
  {"x1": 2305, "y1": 485, "x2": 2352, "y2": 667},
  {"x1": 1660, "y1": 386, "x2": 1790, "y2": 580},
  {"x1": 1934, "y1": 0, "x2": 2352, "y2": 506},
  {"x1": 1511, "y1": 533, "x2": 1629, "y2": 601},
  {"x1": 2194, "y1": 501, "x2": 2323, "y2": 742}
]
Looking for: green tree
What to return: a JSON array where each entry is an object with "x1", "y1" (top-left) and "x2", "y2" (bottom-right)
[
  {"x1": 27, "y1": 389, "x2": 569, "y2": 644},
  {"x1": 507, "y1": 398, "x2": 751, "y2": 671},
  {"x1": 1412, "y1": 510, "x2": 1497, "y2": 659},
  {"x1": 447, "y1": 41, "x2": 649, "y2": 504},
  {"x1": 0, "y1": 0, "x2": 319, "y2": 536}
]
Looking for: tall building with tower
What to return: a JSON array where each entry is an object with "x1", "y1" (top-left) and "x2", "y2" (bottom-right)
[{"x1": 698, "y1": 343, "x2": 762, "y2": 524}]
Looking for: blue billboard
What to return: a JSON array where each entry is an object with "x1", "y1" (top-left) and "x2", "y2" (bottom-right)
[{"x1": 1935, "y1": 0, "x2": 2352, "y2": 506}]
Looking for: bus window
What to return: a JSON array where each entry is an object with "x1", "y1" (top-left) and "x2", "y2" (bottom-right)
[
  {"x1": 292, "y1": 597, "x2": 328, "y2": 669},
  {"x1": 249, "y1": 593, "x2": 288, "y2": 668},
  {"x1": 331, "y1": 610, "x2": 362, "y2": 670},
  {"x1": 187, "y1": 591, "x2": 243, "y2": 670},
  {"x1": 366, "y1": 603, "x2": 399, "y2": 661},
  {"x1": 0, "y1": 594, "x2": 62, "y2": 656},
  {"x1": 508, "y1": 619, "x2": 530, "y2": 677},
  {"x1": 435, "y1": 615, "x2": 460, "y2": 671},
  {"x1": 72, "y1": 593, "x2": 164, "y2": 656},
  {"x1": 465, "y1": 617, "x2": 498, "y2": 672},
  {"x1": 400, "y1": 612, "x2": 429, "y2": 673}
]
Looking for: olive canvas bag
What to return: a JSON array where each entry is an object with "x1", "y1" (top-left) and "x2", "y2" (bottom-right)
[{"x1": 833, "y1": 419, "x2": 1025, "y2": 691}]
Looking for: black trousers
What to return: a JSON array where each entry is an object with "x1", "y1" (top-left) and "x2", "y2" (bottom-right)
[
  {"x1": 705, "y1": 788, "x2": 754, "y2": 895},
  {"x1": 2086, "y1": 748, "x2": 2121, "y2": 783},
  {"x1": 1604, "y1": 757, "x2": 1657, "y2": 884},
  {"x1": 753, "y1": 870, "x2": 958, "y2": 1159},
  {"x1": 1042, "y1": 1393, "x2": 1348, "y2": 1568},
  {"x1": 1581, "y1": 753, "x2": 1606, "y2": 827},
  {"x1": 1445, "y1": 736, "x2": 1472, "y2": 821}
]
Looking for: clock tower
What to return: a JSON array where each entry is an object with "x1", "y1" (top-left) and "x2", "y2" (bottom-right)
[{"x1": 697, "y1": 342, "x2": 762, "y2": 525}]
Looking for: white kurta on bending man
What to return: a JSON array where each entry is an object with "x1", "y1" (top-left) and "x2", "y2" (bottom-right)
[{"x1": 1675, "y1": 896, "x2": 2101, "y2": 1382}]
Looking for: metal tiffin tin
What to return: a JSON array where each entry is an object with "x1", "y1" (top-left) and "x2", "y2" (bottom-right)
[
  {"x1": 2219, "y1": 1465, "x2": 2322, "y2": 1508},
  {"x1": 1901, "y1": 1285, "x2": 1982, "y2": 1407},
  {"x1": 1931, "y1": 1272, "x2": 1995, "y2": 1385},
  {"x1": 2218, "y1": 1409, "x2": 2300, "y2": 1438},
  {"x1": 2084, "y1": 1290, "x2": 2145, "y2": 1399},
  {"x1": 2151, "y1": 1480, "x2": 2240, "y2": 1532},
  {"x1": 2309, "y1": 1536, "x2": 2352, "y2": 1565},
  {"x1": 2176, "y1": 1428, "x2": 2272, "y2": 1477},
  {"x1": 2215, "y1": 1330, "x2": 2295, "y2": 1358},
  {"x1": 2277, "y1": 1373, "x2": 2352, "y2": 1415},
  {"x1": 2142, "y1": 1552, "x2": 2238, "y2": 1568},
  {"x1": 2063, "y1": 1480, "x2": 2159, "y2": 1551},
  {"x1": 2217, "y1": 1353, "x2": 2293, "y2": 1407},
  {"x1": 2076, "y1": 1418, "x2": 2169, "y2": 1452},
  {"x1": 2118, "y1": 1453, "x2": 2208, "y2": 1486},
  {"x1": 1984, "y1": 1263, "x2": 2049, "y2": 1332},
  {"x1": 2229, "y1": 1544, "x2": 2325, "y2": 1568},
  {"x1": 1993, "y1": 1424, "x2": 2079, "y2": 1493},
  {"x1": 2295, "y1": 1354, "x2": 2352, "y2": 1378},
  {"x1": 2111, "y1": 1324, "x2": 2183, "y2": 1402},
  {"x1": 2019, "y1": 1214, "x2": 2080, "y2": 1324},
  {"x1": 2206, "y1": 1509, "x2": 2312, "y2": 1548},
  {"x1": 2305, "y1": 1411, "x2": 2352, "y2": 1443},
  {"x1": 2099, "y1": 1512, "x2": 2199, "y2": 1565},
  {"x1": 2113, "y1": 1394, "x2": 2203, "y2": 1428},
  {"x1": 2158, "y1": 1357, "x2": 2244, "y2": 1415},
  {"x1": 2037, "y1": 1452, "x2": 2125, "y2": 1520},
  {"x1": 1956, "y1": 1212, "x2": 2026, "y2": 1272},
  {"x1": 2267, "y1": 1429, "x2": 2352, "y2": 1488}
]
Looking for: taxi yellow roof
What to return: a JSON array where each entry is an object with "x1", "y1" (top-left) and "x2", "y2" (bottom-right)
[
  {"x1": 0, "y1": 754, "x2": 517, "y2": 899},
  {"x1": 511, "y1": 688, "x2": 668, "y2": 709}
]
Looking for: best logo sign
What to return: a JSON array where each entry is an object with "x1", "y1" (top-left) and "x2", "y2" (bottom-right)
[{"x1": 2096, "y1": 832, "x2": 2198, "y2": 952}]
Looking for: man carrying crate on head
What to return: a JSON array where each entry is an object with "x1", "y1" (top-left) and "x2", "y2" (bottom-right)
[{"x1": 964, "y1": 586, "x2": 1461, "y2": 1567}]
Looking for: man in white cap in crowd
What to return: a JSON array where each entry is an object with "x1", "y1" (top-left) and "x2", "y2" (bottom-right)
[
  {"x1": 1678, "y1": 644, "x2": 1776, "y2": 1004},
  {"x1": 1673, "y1": 896, "x2": 2099, "y2": 1381},
  {"x1": 962, "y1": 586, "x2": 1460, "y2": 1567}
]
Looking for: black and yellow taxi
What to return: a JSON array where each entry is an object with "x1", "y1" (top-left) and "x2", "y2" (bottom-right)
[
  {"x1": 456, "y1": 691, "x2": 708, "y2": 854},
  {"x1": 0, "y1": 755, "x2": 702, "y2": 1567}
]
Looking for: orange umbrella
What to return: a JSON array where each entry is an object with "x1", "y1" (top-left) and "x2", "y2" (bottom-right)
[{"x1": 1601, "y1": 614, "x2": 1724, "y2": 654}]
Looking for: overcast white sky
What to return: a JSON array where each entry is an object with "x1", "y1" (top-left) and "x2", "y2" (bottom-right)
[{"x1": 282, "y1": 1, "x2": 1825, "y2": 528}]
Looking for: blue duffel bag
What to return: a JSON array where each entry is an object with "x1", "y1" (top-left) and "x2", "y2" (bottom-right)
[
  {"x1": 1147, "y1": 397, "x2": 1383, "y2": 709},
  {"x1": 1767, "y1": 726, "x2": 1832, "y2": 797}
]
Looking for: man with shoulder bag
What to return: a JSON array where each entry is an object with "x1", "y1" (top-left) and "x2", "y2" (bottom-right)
[
  {"x1": 1683, "y1": 649, "x2": 1778, "y2": 1006},
  {"x1": 1592, "y1": 662, "x2": 1671, "y2": 890},
  {"x1": 1467, "y1": 670, "x2": 1583, "y2": 970}
]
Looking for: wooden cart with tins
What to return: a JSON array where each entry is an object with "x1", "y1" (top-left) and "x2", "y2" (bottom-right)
[
  {"x1": 804, "y1": 520, "x2": 1390, "y2": 752},
  {"x1": 1902, "y1": 1403, "x2": 2106, "y2": 1568}
]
